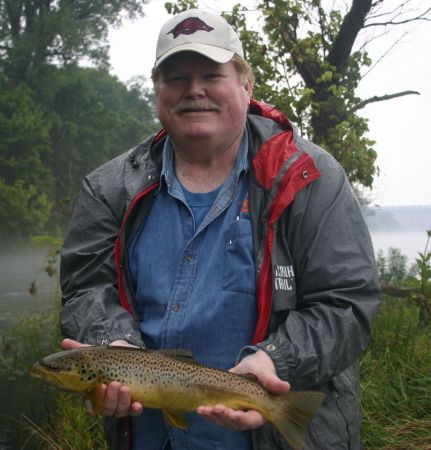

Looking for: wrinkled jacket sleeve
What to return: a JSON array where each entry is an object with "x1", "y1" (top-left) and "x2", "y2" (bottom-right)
[
  {"x1": 60, "y1": 176, "x2": 143, "y2": 347},
  {"x1": 258, "y1": 139, "x2": 381, "y2": 389}
]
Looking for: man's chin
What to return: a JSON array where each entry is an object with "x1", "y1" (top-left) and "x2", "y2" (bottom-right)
[{"x1": 171, "y1": 127, "x2": 216, "y2": 143}]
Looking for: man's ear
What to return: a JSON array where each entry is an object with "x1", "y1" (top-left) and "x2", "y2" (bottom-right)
[{"x1": 243, "y1": 79, "x2": 253, "y2": 101}]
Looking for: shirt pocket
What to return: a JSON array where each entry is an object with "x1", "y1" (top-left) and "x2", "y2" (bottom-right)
[{"x1": 222, "y1": 219, "x2": 256, "y2": 295}]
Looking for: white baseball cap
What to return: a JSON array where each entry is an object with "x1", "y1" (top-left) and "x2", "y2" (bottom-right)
[{"x1": 154, "y1": 9, "x2": 244, "y2": 69}]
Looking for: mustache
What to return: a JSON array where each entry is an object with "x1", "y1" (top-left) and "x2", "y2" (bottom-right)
[{"x1": 173, "y1": 100, "x2": 221, "y2": 113}]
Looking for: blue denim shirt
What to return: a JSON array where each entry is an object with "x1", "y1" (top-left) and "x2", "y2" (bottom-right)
[{"x1": 128, "y1": 134, "x2": 257, "y2": 450}]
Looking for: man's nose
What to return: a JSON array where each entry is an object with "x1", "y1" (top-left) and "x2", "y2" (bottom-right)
[{"x1": 186, "y1": 77, "x2": 205, "y2": 98}]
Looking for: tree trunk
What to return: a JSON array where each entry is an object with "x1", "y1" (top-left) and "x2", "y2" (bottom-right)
[{"x1": 380, "y1": 281, "x2": 431, "y2": 327}]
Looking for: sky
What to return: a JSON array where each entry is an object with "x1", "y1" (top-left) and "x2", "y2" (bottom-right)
[{"x1": 108, "y1": 0, "x2": 431, "y2": 207}]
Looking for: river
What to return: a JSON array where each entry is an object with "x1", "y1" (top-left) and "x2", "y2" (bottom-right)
[
  {"x1": 0, "y1": 250, "x2": 59, "y2": 329},
  {"x1": 371, "y1": 230, "x2": 428, "y2": 264}
]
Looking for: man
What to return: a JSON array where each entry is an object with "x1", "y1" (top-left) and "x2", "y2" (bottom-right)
[{"x1": 60, "y1": 8, "x2": 380, "y2": 450}]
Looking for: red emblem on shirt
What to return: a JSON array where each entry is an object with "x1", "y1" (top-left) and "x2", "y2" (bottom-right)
[
  {"x1": 168, "y1": 17, "x2": 214, "y2": 39},
  {"x1": 240, "y1": 199, "x2": 249, "y2": 214}
]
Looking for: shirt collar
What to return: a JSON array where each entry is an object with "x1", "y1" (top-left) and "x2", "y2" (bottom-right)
[{"x1": 160, "y1": 131, "x2": 249, "y2": 191}]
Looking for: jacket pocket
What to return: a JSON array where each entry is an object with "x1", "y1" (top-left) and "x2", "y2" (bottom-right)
[{"x1": 222, "y1": 219, "x2": 255, "y2": 294}]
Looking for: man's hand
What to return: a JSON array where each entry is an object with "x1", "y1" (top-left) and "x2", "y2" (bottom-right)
[
  {"x1": 196, "y1": 350, "x2": 290, "y2": 431},
  {"x1": 60, "y1": 338, "x2": 143, "y2": 418}
]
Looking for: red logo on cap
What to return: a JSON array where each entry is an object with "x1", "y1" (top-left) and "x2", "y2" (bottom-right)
[{"x1": 168, "y1": 17, "x2": 214, "y2": 39}]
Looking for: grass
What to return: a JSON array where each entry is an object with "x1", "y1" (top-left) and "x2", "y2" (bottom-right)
[
  {"x1": 0, "y1": 308, "x2": 107, "y2": 450},
  {"x1": 21, "y1": 395, "x2": 107, "y2": 450},
  {"x1": 360, "y1": 296, "x2": 431, "y2": 449}
]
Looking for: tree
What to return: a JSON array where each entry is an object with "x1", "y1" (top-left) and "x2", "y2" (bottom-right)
[
  {"x1": 167, "y1": 0, "x2": 430, "y2": 189},
  {"x1": 377, "y1": 247, "x2": 408, "y2": 284},
  {"x1": 0, "y1": 0, "x2": 149, "y2": 81},
  {"x1": 0, "y1": 77, "x2": 52, "y2": 186},
  {"x1": 0, "y1": 0, "x2": 159, "y2": 239},
  {"x1": 0, "y1": 179, "x2": 51, "y2": 242},
  {"x1": 378, "y1": 235, "x2": 431, "y2": 327},
  {"x1": 42, "y1": 66, "x2": 158, "y2": 228},
  {"x1": 0, "y1": 76, "x2": 53, "y2": 240}
]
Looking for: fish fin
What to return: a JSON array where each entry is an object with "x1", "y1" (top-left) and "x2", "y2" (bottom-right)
[
  {"x1": 86, "y1": 383, "x2": 105, "y2": 414},
  {"x1": 163, "y1": 409, "x2": 188, "y2": 429},
  {"x1": 271, "y1": 391, "x2": 325, "y2": 450},
  {"x1": 106, "y1": 344, "x2": 141, "y2": 350}
]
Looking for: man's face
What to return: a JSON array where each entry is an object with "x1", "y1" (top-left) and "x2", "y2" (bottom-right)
[{"x1": 156, "y1": 52, "x2": 252, "y2": 150}]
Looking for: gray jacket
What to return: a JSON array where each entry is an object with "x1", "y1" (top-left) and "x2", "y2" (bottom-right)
[{"x1": 60, "y1": 100, "x2": 381, "y2": 449}]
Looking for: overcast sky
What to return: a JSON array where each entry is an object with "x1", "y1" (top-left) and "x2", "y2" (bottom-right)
[{"x1": 108, "y1": 0, "x2": 431, "y2": 207}]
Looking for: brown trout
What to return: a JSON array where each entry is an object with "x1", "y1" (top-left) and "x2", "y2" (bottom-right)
[{"x1": 29, "y1": 346, "x2": 325, "y2": 450}]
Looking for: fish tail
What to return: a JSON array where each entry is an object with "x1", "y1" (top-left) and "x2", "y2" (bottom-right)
[{"x1": 270, "y1": 391, "x2": 325, "y2": 450}]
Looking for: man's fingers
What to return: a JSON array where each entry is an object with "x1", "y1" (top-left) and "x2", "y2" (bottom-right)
[
  {"x1": 109, "y1": 340, "x2": 139, "y2": 348},
  {"x1": 197, "y1": 405, "x2": 265, "y2": 430},
  {"x1": 229, "y1": 350, "x2": 291, "y2": 395},
  {"x1": 129, "y1": 401, "x2": 144, "y2": 416},
  {"x1": 61, "y1": 338, "x2": 90, "y2": 350},
  {"x1": 101, "y1": 382, "x2": 121, "y2": 416},
  {"x1": 100, "y1": 382, "x2": 143, "y2": 418},
  {"x1": 116, "y1": 386, "x2": 133, "y2": 418},
  {"x1": 259, "y1": 372, "x2": 291, "y2": 394},
  {"x1": 101, "y1": 382, "x2": 131, "y2": 418}
]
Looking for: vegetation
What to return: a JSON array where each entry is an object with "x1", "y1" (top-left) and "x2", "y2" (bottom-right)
[
  {"x1": 22, "y1": 396, "x2": 108, "y2": 450},
  {"x1": 0, "y1": 0, "x2": 148, "y2": 78},
  {"x1": 226, "y1": 0, "x2": 429, "y2": 189},
  {"x1": 361, "y1": 296, "x2": 431, "y2": 449},
  {"x1": 0, "y1": 239, "x2": 108, "y2": 449},
  {"x1": 0, "y1": 0, "x2": 159, "y2": 242},
  {"x1": 378, "y1": 230, "x2": 431, "y2": 326},
  {"x1": 363, "y1": 231, "x2": 431, "y2": 447},
  {"x1": 0, "y1": 305, "x2": 108, "y2": 450},
  {"x1": 168, "y1": 0, "x2": 430, "y2": 190}
]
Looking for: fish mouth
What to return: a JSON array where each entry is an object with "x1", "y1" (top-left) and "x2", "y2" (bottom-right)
[
  {"x1": 29, "y1": 362, "x2": 47, "y2": 378},
  {"x1": 29, "y1": 363, "x2": 55, "y2": 381},
  {"x1": 29, "y1": 363, "x2": 76, "y2": 392}
]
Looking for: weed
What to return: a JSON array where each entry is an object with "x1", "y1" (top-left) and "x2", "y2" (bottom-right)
[{"x1": 361, "y1": 296, "x2": 431, "y2": 449}]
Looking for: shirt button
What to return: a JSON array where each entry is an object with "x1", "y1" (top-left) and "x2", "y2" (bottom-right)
[
  {"x1": 302, "y1": 170, "x2": 309, "y2": 179},
  {"x1": 331, "y1": 391, "x2": 339, "y2": 399},
  {"x1": 172, "y1": 304, "x2": 181, "y2": 312},
  {"x1": 265, "y1": 344, "x2": 276, "y2": 352},
  {"x1": 185, "y1": 255, "x2": 193, "y2": 262}
]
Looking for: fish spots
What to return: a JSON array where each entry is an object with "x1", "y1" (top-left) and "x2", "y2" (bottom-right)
[{"x1": 35, "y1": 346, "x2": 274, "y2": 414}]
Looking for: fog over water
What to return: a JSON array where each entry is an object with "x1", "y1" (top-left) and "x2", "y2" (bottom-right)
[{"x1": 364, "y1": 205, "x2": 431, "y2": 263}]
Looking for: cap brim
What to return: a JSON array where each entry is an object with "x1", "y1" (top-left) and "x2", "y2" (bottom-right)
[{"x1": 154, "y1": 43, "x2": 234, "y2": 69}]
